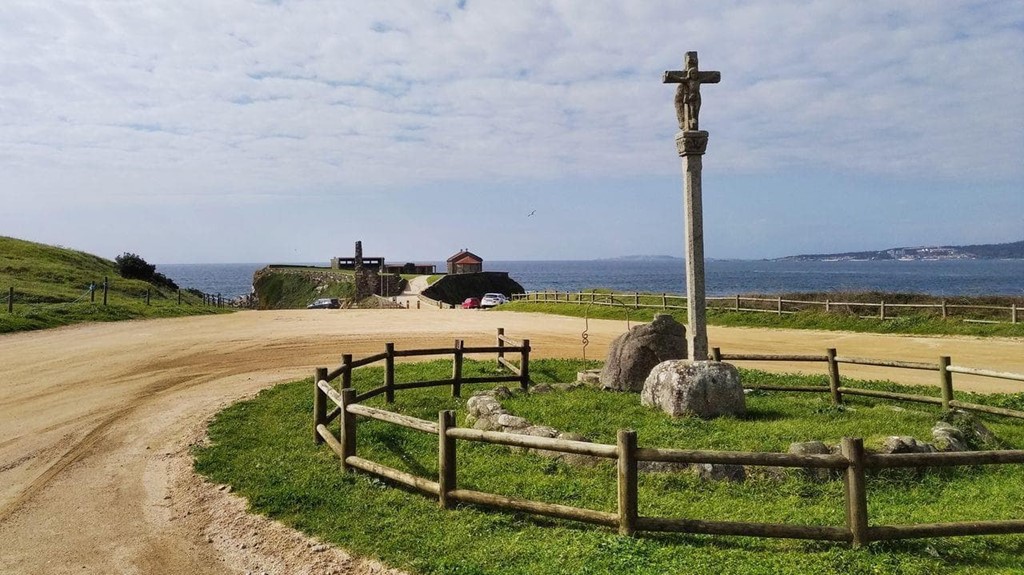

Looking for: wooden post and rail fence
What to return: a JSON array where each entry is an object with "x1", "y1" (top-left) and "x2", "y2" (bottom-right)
[
  {"x1": 4, "y1": 283, "x2": 224, "y2": 313},
  {"x1": 512, "y1": 291, "x2": 1021, "y2": 325},
  {"x1": 312, "y1": 329, "x2": 1024, "y2": 548}
]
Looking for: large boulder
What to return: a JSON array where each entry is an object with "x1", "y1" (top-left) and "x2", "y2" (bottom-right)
[
  {"x1": 641, "y1": 360, "x2": 745, "y2": 418},
  {"x1": 599, "y1": 314, "x2": 687, "y2": 391}
]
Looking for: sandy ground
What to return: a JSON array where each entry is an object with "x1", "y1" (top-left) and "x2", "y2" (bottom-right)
[{"x1": 0, "y1": 308, "x2": 1021, "y2": 574}]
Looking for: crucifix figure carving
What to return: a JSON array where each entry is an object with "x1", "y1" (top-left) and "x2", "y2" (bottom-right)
[
  {"x1": 663, "y1": 51, "x2": 721, "y2": 131},
  {"x1": 662, "y1": 51, "x2": 720, "y2": 361}
]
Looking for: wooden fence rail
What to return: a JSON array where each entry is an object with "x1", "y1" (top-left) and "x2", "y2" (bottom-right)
[
  {"x1": 713, "y1": 346, "x2": 1024, "y2": 419},
  {"x1": 313, "y1": 334, "x2": 1024, "y2": 548},
  {"x1": 512, "y1": 291, "x2": 1021, "y2": 324}
]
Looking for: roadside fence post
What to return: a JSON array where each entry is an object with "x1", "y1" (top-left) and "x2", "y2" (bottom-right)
[
  {"x1": 520, "y1": 339, "x2": 531, "y2": 391},
  {"x1": 939, "y1": 356, "x2": 953, "y2": 410},
  {"x1": 777, "y1": 296, "x2": 782, "y2": 316},
  {"x1": 617, "y1": 429, "x2": 638, "y2": 536},
  {"x1": 452, "y1": 339, "x2": 464, "y2": 398},
  {"x1": 841, "y1": 437, "x2": 869, "y2": 548},
  {"x1": 340, "y1": 389, "x2": 357, "y2": 472},
  {"x1": 496, "y1": 327, "x2": 505, "y2": 368},
  {"x1": 146, "y1": 288, "x2": 151, "y2": 306},
  {"x1": 103, "y1": 276, "x2": 108, "y2": 306},
  {"x1": 711, "y1": 347, "x2": 722, "y2": 362},
  {"x1": 313, "y1": 367, "x2": 328, "y2": 444},
  {"x1": 7, "y1": 286, "x2": 13, "y2": 313},
  {"x1": 438, "y1": 410, "x2": 457, "y2": 509},
  {"x1": 90, "y1": 282, "x2": 96, "y2": 303},
  {"x1": 341, "y1": 354, "x2": 353, "y2": 389},
  {"x1": 825, "y1": 298, "x2": 830, "y2": 313},
  {"x1": 662, "y1": 293, "x2": 668, "y2": 309},
  {"x1": 735, "y1": 294, "x2": 740, "y2": 311},
  {"x1": 385, "y1": 343, "x2": 395, "y2": 403},
  {"x1": 177, "y1": 289, "x2": 181, "y2": 305},
  {"x1": 1012, "y1": 303, "x2": 1018, "y2": 324},
  {"x1": 941, "y1": 299, "x2": 948, "y2": 319},
  {"x1": 879, "y1": 301, "x2": 886, "y2": 321},
  {"x1": 827, "y1": 348, "x2": 843, "y2": 405}
]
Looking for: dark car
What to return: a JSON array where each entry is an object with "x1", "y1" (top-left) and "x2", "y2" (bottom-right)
[
  {"x1": 307, "y1": 298, "x2": 340, "y2": 309},
  {"x1": 461, "y1": 297, "x2": 481, "y2": 309}
]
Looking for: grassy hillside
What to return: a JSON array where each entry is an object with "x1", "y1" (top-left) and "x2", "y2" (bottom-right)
[
  {"x1": 252, "y1": 266, "x2": 356, "y2": 309},
  {"x1": 0, "y1": 236, "x2": 226, "y2": 333}
]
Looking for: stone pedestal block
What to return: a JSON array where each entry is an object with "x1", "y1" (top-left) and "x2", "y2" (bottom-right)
[
  {"x1": 599, "y1": 314, "x2": 686, "y2": 392},
  {"x1": 641, "y1": 360, "x2": 745, "y2": 419}
]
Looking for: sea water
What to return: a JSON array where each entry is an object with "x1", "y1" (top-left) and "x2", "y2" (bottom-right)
[{"x1": 157, "y1": 259, "x2": 1024, "y2": 299}]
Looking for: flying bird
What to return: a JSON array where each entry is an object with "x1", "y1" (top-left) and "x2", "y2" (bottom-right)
[{"x1": 527, "y1": 210, "x2": 536, "y2": 217}]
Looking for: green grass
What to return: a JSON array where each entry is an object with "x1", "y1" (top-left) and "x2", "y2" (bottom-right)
[
  {"x1": 498, "y1": 300, "x2": 1024, "y2": 338},
  {"x1": 194, "y1": 360, "x2": 1024, "y2": 575},
  {"x1": 0, "y1": 236, "x2": 230, "y2": 333}
]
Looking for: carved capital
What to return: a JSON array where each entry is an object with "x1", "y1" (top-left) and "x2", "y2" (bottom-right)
[{"x1": 675, "y1": 130, "x2": 709, "y2": 156}]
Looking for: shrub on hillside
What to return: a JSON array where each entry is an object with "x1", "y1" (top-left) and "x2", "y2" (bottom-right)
[{"x1": 115, "y1": 252, "x2": 178, "y2": 290}]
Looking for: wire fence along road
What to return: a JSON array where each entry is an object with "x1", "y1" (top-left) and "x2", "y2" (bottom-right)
[
  {"x1": 513, "y1": 291, "x2": 1022, "y2": 324},
  {"x1": 312, "y1": 330, "x2": 1024, "y2": 549}
]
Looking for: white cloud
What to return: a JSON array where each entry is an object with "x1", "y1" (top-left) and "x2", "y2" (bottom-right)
[{"x1": 0, "y1": 0, "x2": 1020, "y2": 260}]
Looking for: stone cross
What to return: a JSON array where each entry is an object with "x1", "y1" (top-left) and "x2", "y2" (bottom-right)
[
  {"x1": 663, "y1": 51, "x2": 720, "y2": 361},
  {"x1": 663, "y1": 51, "x2": 721, "y2": 131}
]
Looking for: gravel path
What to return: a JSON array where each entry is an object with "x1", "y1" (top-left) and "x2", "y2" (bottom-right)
[{"x1": 1, "y1": 309, "x2": 1020, "y2": 573}]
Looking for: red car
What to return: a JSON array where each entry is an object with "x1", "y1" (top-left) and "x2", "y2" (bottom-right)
[{"x1": 461, "y1": 297, "x2": 481, "y2": 309}]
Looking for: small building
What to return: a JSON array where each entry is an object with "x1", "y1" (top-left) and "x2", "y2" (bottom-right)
[{"x1": 447, "y1": 249, "x2": 483, "y2": 275}]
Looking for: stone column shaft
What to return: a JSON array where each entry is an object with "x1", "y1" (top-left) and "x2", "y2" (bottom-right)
[{"x1": 677, "y1": 130, "x2": 710, "y2": 361}]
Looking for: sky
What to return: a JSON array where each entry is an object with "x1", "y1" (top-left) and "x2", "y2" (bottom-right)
[{"x1": 1, "y1": 1, "x2": 1022, "y2": 263}]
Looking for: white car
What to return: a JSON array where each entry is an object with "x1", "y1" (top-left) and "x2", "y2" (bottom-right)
[{"x1": 479, "y1": 293, "x2": 508, "y2": 308}]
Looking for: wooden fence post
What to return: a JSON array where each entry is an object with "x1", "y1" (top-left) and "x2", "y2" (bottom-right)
[
  {"x1": 496, "y1": 327, "x2": 505, "y2": 368},
  {"x1": 438, "y1": 410, "x2": 457, "y2": 509},
  {"x1": 341, "y1": 354, "x2": 353, "y2": 389},
  {"x1": 146, "y1": 288, "x2": 151, "y2": 306},
  {"x1": 735, "y1": 294, "x2": 740, "y2": 311},
  {"x1": 452, "y1": 339, "x2": 464, "y2": 398},
  {"x1": 711, "y1": 347, "x2": 722, "y2": 362},
  {"x1": 385, "y1": 343, "x2": 395, "y2": 403},
  {"x1": 634, "y1": 292, "x2": 640, "y2": 309},
  {"x1": 520, "y1": 339, "x2": 531, "y2": 392},
  {"x1": 662, "y1": 293, "x2": 668, "y2": 309},
  {"x1": 827, "y1": 348, "x2": 843, "y2": 405},
  {"x1": 825, "y1": 298, "x2": 830, "y2": 313},
  {"x1": 7, "y1": 287, "x2": 12, "y2": 313},
  {"x1": 313, "y1": 367, "x2": 328, "y2": 444},
  {"x1": 939, "y1": 356, "x2": 953, "y2": 410},
  {"x1": 879, "y1": 301, "x2": 886, "y2": 320},
  {"x1": 841, "y1": 437, "x2": 869, "y2": 548},
  {"x1": 340, "y1": 389, "x2": 357, "y2": 472},
  {"x1": 777, "y1": 296, "x2": 782, "y2": 316},
  {"x1": 617, "y1": 429, "x2": 638, "y2": 536},
  {"x1": 1013, "y1": 303, "x2": 1018, "y2": 324},
  {"x1": 103, "y1": 276, "x2": 109, "y2": 306},
  {"x1": 941, "y1": 299, "x2": 947, "y2": 319},
  {"x1": 177, "y1": 289, "x2": 181, "y2": 305}
]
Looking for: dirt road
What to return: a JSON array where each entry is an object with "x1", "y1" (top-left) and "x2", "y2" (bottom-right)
[{"x1": 1, "y1": 309, "x2": 1021, "y2": 574}]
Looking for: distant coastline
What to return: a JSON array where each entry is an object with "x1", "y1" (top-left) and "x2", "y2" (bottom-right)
[{"x1": 776, "y1": 240, "x2": 1024, "y2": 262}]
